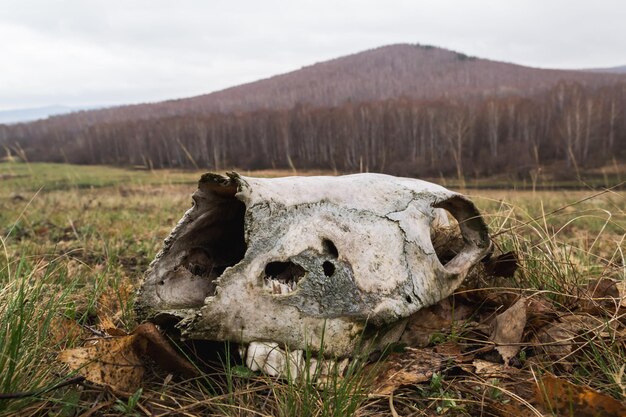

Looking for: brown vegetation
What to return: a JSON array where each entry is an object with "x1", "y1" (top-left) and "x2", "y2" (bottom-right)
[
  {"x1": 2, "y1": 81, "x2": 625, "y2": 179},
  {"x1": 1, "y1": 44, "x2": 625, "y2": 179}
]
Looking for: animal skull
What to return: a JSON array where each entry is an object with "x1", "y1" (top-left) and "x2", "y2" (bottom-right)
[{"x1": 136, "y1": 173, "x2": 491, "y2": 374}]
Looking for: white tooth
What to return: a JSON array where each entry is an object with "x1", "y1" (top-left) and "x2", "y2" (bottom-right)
[
  {"x1": 262, "y1": 344, "x2": 287, "y2": 377},
  {"x1": 336, "y1": 358, "x2": 349, "y2": 375},
  {"x1": 245, "y1": 342, "x2": 305, "y2": 378},
  {"x1": 246, "y1": 341, "x2": 279, "y2": 372},
  {"x1": 319, "y1": 359, "x2": 332, "y2": 377},
  {"x1": 306, "y1": 357, "x2": 348, "y2": 379},
  {"x1": 287, "y1": 349, "x2": 304, "y2": 379},
  {"x1": 280, "y1": 283, "x2": 290, "y2": 294},
  {"x1": 308, "y1": 358, "x2": 319, "y2": 377}
]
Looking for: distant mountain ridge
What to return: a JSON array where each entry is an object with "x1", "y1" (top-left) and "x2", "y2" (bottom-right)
[
  {"x1": 16, "y1": 43, "x2": 626, "y2": 127},
  {"x1": 2, "y1": 43, "x2": 625, "y2": 179},
  {"x1": 0, "y1": 105, "x2": 76, "y2": 124},
  {"x1": 583, "y1": 65, "x2": 626, "y2": 74},
  {"x1": 0, "y1": 105, "x2": 102, "y2": 124}
]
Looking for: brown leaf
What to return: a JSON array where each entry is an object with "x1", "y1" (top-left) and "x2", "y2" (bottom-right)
[
  {"x1": 472, "y1": 359, "x2": 507, "y2": 379},
  {"x1": 615, "y1": 280, "x2": 626, "y2": 308},
  {"x1": 401, "y1": 297, "x2": 472, "y2": 347},
  {"x1": 531, "y1": 314, "x2": 605, "y2": 371},
  {"x1": 433, "y1": 296, "x2": 474, "y2": 322},
  {"x1": 401, "y1": 309, "x2": 450, "y2": 347},
  {"x1": 526, "y1": 296, "x2": 554, "y2": 316},
  {"x1": 57, "y1": 322, "x2": 198, "y2": 392},
  {"x1": 97, "y1": 281, "x2": 134, "y2": 324},
  {"x1": 526, "y1": 296, "x2": 556, "y2": 330},
  {"x1": 490, "y1": 297, "x2": 527, "y2": 365},
  {"x1": 484, "y1": 251, "x2": 519, "y2": 278},
  {"x1": 58, "y1": 335, "x2": 144, "y2": 393},
  {"x1": 433, "y1": 341, "x2": 463, "y2": 358},
  {"x1": 133, "y1": 323, "x2": 198, "y2": 378},
  {"x1": 487, "y1": 402, "x2": 538, "y2": 417},
  {"x1": 536, "y1": 374, "x2": 626, "y2": 417},
  {"x1": 471, "y1": 290, "x2": 519, "y2": 311},
  {"x1": 47, "y1": 317, "x2": 86, "y2": 347},
  {"x1": 472, "y1": 359, "x2": 520, "y2": 379},
  {"x1": 581, "y1": 278, "x2": 621, "y2": 314},
  {"x1": 371, "y1": 348, "x2": 445, "y2": 395},
  {"x1": 99, "y1": 316, "x2": 128, "y2": 336}
]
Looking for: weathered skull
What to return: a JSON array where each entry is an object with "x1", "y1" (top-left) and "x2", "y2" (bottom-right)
[{"x1": 136, "y1": 173, "x2": 491, "y2": 372}]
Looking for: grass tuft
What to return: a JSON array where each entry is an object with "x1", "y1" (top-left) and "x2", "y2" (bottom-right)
[{"x1": 0, "y1": 162, "x2": 624, "y2": 415}]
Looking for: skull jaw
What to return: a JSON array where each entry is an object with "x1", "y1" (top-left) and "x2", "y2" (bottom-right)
[{"x1": 139, "y1": 280, "x2": 409, "y2": 358}]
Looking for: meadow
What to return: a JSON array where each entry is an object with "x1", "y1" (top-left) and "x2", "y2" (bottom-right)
[{"x1": 0, "y1": 162, "x2": 624, "y2": 416}]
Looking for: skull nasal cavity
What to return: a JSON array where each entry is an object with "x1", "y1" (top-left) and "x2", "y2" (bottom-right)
[{"x1": 322, "y1": 261, "x2": 335, "y2": 277}]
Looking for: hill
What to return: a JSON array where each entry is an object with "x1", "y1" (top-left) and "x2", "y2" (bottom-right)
[
  {"x1": 1, "y1": 44, "x2": 625, "y2": 179},
  {"x1": 13, "y1": 43, "x2": 626, "y2": 126}
]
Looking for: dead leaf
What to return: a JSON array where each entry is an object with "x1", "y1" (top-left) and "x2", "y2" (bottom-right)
[
  {"x1": 58, "y1": 334, "x2": 145, "y2": 393},
  {"x1": 472, "y1": 359, "x2": 507, "y2": 379},
  {"x1": 582, "y1": 278, "x2": 621, "y2": 314},
  {"x1": 616, "y1": 280, "x2": 626, "y2": 308},
  {"x1": 490, "y1": 297, "x2": 527, "y2": 364},
  {"x1": 536, "y1": 374, "x2": 626, "y2": 417},
  {"x1": 433, "y1": 341, "x2": 463, "y2": 358},
  {"x1": 401, "y1": 309, "x2": 451, "y2": 347},
  {"x1": 531, "y1": 314, "x2": 605, "y2": 371},
  {"x1": 527, "y1": 296, "x2": 553, "y2": 315},
  {"x1": 400, "y1": 297, "x2": 472, "y2": 347},
  {"x1": 472, "y1": 359, "x2": 520, "y2": 379},
  {"x1": 484, "y1": 251, "x2": 519, "y2": 278},
  {"x1": 133, "y1": 323, "x2": 198, "y2": 378},
  {"x1": 58, "y1": 322, "x2": 198, "y2": 392},
  {"x1": 526, "y1": 296, "x2": 556, "y2": 330},
  {"x1": 488, "y1": 402, "x2": 538, "y2": 417},
  {"x1": 432, "y1": 297, "x2": 474, "y2": 322},
  {"x1": 99, "y1": 316, "x2": 128, "y2": 336},
  {"x1": 370, "y1": 347, "x2": 445, "y2": 395},
  {"x1": 97, "y1": 281, "x2": 134, "y2": 324},
  {"x1": 48, "y1": 317, "x2": 86, "y2": 347}
]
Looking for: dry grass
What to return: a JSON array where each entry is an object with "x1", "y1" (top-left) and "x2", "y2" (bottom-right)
[{"x1": 0, "y1": 162, "x2": 624, "y2": 416}]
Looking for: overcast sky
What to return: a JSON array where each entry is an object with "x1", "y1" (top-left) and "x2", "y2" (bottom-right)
[{"x1": 1, "y1": 0, "x2": 624, "y2": 110}]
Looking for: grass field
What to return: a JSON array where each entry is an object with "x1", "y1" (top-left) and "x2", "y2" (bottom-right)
[{"x1": 0, "y1": 162, "x2": 624, "y2": 416}]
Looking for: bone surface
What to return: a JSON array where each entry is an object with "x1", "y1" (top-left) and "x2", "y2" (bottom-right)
[{"x1": 137, "y1": 172, "x2": 491, "y2": 358}]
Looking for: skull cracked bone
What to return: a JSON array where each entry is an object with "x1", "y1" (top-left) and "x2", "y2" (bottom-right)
[{"x1": 136, "y1": 172, "x2": 491, "y2": 375}]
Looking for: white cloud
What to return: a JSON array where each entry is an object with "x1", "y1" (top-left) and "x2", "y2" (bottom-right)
[{"x1": 0, "y1": 0, "x2": 624, "y2": 109}]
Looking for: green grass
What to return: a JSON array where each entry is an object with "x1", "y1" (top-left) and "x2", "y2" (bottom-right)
[{"x1": 0, "y1": 162, "x2": 624, "y2": 415}]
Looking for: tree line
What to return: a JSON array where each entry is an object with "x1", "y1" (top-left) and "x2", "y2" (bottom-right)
[{"x1": 1, "y1": 81, "x2": 625, "y2": 179}]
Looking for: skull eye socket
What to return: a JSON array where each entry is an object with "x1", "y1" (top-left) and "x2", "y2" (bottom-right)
[
  {"x1": 430, "y1": 208, "x2": 463, "y2": 266},
  {"x1": 432, "y1": 195, "x2": 492, "y2": 275}
]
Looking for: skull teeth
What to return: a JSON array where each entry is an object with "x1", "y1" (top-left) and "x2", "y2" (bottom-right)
[
  {"x1": 263, "y1": 278, "x2": 297, "y2": 295},
  {"x1": 241, "y1": 341, "x2": 348, "y2": 380}
]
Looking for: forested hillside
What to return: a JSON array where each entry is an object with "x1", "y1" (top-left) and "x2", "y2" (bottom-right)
[{"x1": 1, "y1": 44, "x2": 625, "y2": 178}]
